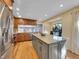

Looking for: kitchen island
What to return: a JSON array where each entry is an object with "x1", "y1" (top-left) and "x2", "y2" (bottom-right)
[{"x1": 32, "y1": 33, "x2": 66, "y2": 59}]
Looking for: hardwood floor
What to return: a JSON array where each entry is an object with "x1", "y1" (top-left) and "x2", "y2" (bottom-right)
[
  {"x1": 67, "y1": 50, "x2": 79, "y2": 59},
  {"x1": 5, "y1": 41, "x2": 79, "y2": 59},
  {"x1": 5, "y1": 41, "x2": 38, "y2": 59}
]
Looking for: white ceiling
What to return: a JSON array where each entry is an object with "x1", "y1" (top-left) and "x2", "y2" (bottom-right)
[{"x1": 13, "y1": 0, "x2": 79, "y2": 21}]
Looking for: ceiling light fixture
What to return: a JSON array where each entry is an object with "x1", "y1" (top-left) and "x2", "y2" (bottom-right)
[
  {"x1": 45, "y1": 14, "x2": 48, "y2": 17},
  {"x1": 9, "y1": 6, "x2": 13, "y2": 10},
  {"x1": 16, "y1": 12, "x2": 20, "y2": 15},
  {"x1": 18, "y1": 15, "x2": 22, "y2": 17},
  {"x1": 16, "y1": 8, "x2": 20, "y2": 11},
  {"x1": 60, "y1": 4, "x2": 64, "y2": 8}
]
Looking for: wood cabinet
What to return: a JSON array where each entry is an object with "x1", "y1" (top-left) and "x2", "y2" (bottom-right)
[
  {"x1": 4, "y1": 0, "x2": 13, "y2": 7},
  {"x1": 32, "y1": 35, "x2": 66, "y2": 59},
  {"x1": 14, "y1": 17, "x2": 37, "y2": 28},
  {"x1": 14, "y1": 33, "x2": 32, "y2": 42}
]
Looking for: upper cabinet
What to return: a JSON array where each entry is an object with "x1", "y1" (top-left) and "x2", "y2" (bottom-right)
[
  {"x1": 4, "y1": 0, "x2": 13, "y2": 7},
  {"x1": 14, "y1": 17, "x2": 37, "y2": 28}
]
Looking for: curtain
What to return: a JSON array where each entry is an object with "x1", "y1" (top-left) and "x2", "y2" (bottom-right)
[{"x1": 71, "y1": 10, "x2": 79, "y2": 55}]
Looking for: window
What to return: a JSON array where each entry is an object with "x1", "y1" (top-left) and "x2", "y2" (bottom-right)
[
  {"x1": 52, "y1": 23, "x2": 62, "y2": 36},
  {"x1": 18, "y1": 25, "x2": 39, "y2": 33}
]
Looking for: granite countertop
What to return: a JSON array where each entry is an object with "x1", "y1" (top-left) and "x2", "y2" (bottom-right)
[{"x1": 32, "y1": 33, "x2": 65, "y2": 44}]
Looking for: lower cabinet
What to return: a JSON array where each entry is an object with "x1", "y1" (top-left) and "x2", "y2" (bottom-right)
[
  {"x1": 49, "y1": 44, "x2": 58, "y2": 59},
  {"x1": 32, "y1": 35, "x2": 66, "y2": 59},
  {"x1": 32, "y1": 35, "x2": 48, "y2": 59},
  {"x1": 38, "y1": 41, "x2": 48, "y2": 59},
  {"x1": 32, "y1": 36, "x2": 39, "y2": 53}
]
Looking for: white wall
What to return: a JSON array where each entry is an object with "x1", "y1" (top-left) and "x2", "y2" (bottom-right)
[{"x1": 42, "y1": 6, "x2": 79, "y2": 53}]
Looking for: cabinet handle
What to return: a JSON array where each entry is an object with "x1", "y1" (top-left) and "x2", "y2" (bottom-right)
[{"x1": 40, "y1": 47, "x2": 42, "y2": 51}]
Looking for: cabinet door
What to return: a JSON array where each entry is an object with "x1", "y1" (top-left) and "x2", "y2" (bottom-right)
[
  {"x1": 32, "y1": 35, "x2": 49, "y2": 59},
  {"x1": 49, "y1": 44, "x2": 58, "y2": 59},
  {"x1": 32, "y1": 36, "x2": 37, "y2": 49},
  {"x1": 37, "y1": 42, "x2": 41, "y2": 59},
  {"x1": 38, "y1": 41, "x2": 48, "y2": 59},
  {"x1": 41, "y1": 43, "x2": 48, "y2": 59},
  {"x1": 32, "y1": 35, "x2": 39, "y2": 54}
]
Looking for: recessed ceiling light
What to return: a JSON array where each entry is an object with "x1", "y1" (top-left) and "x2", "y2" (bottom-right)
[
  {"x1": 16, "y1": 12, "x2": 20, "y2": 15},
  {"x1": 18, "y1": 15, "x2": 22, "y2": 17},
  {"x1": 45, "y1": 14, "x2": 48, "y2": 17},
  {"x1": 60, "y1": 4, "x2": 63, "y2": 8},
  {"x1": 16, "y1": 8, "x2": 20, "y2": 11},
  {"x1": 9, "y1": 6, "x2": 12, "y2": 10}
]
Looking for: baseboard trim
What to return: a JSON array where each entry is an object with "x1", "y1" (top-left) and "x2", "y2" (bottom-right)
[{"x1": 68, "y1": 50, "x2": 79, "y2": 56}]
